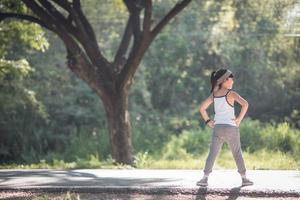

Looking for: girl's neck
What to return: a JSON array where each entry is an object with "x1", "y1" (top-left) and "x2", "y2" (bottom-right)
[
  {"x1": 214, "y1": 88, "x2": 230, "y2": 95},
  {"x1": 219, "y1": 87, "x2": 230, "y2": 91}
]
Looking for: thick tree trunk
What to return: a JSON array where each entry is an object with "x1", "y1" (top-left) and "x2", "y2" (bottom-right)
[
  {"x1": 103, "y1": 91, "x2": 133, "y2": 165},
  {"x1": 1, "y1": 0, "x2": 192, "y2": 166}
]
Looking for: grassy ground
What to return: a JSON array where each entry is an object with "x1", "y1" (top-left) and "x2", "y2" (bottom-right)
[
  {"x1": 0, "y1": 150, "x2": 299, "y2": 170},
  {"x1": 147, "y1": 150, "x2": 300, "y2": 170}
]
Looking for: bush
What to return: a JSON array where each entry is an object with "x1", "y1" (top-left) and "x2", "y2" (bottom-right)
[
  {"x1": 133, "y1": 151, "x2": 153, "y2": 168},
  {"x1": 239, "y1": 118, "x2": 264, "y2": 152},
  {"x1": 155, "y1": 118, "x2": 300, "y2": 161},
  {"x1": 62, "y1": 129, "x2": 110, "y2": 162},
  {"x1": 160, "y1": 127, "x2": 211, "y2": 160},
  {"x1": 131, "y1": 116, "x2": 170, "y2": 155},
  {"x1": 261, "y1": 122, "x2": 300, "y2": 156},
  {"x1": 161, "y1": 135, "x2": 192, "y2": 160}
]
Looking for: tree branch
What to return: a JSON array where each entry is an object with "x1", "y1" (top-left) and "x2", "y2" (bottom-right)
[
  {"x1": 0, "y1": 12, "x2": 51, "y2": 30},
  {"x1": 123, "y1": 0, "x2": 134, "y2": 13},
  {"x1": 113, "y1": 15, "x2": 133, "y2": 73},
  {"x1": 70, "y1": 0, "x2": 110, "y2": 68},
  {"x1": 73, "y1": 2, "x2": 96, "y2": 41},
  {"x1": 20, "y1": 0, "x2": 85, "y2": 60},
  {"x1": 1, "y1": 0, "x2": 115, "y2": 98},
  {"x1": 151, "y1": 0, "x2": 191, "y2": 39},
  {"x1": 143, "y1": 0, "x2": 152, "y2": 35},
  {"x1": 50, "y1": 0, "x2": 72, "y2": 11},
  {"x1": 35, "y1": 0, "x2": 111, "y2": 78},
  {"x1": 66, "y1": 48, "x2": 108, "y2": 97},
  {"x1": 117, "y1": 0, "x2": 191, "y2": 91},
  {"x1": 124, "y1": 0, "x2": 142, "y2": 41},
  {"x1": 71, "y1": 0, "x2": 98, "y2": 44},
  {"x1": 132, "y1": 9, "x2": 142, "y2": 41},
  {"x1": 117, "y1": 38, "x2": 150, "y2": 93},
  {"x1": 37, "y1": 0, "x2": 77, "y2": 34},
  {"x1": 21, "y1": 0, "x2": 58, "y2": 32},
  {"x1": 116, "y1": 0, "x2": 152, "y2": 91}
]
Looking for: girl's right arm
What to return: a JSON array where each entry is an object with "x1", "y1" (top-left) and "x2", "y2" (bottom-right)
[
  {"x1": 231, "y1": 91, "x2": 249, "y2": 127},
  {"x1": 198, "y1": 94, "x2": 214, "y2": 128}
]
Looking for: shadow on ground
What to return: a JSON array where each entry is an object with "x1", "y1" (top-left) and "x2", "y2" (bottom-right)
[
  {"x1": 195, "y1": 186, "x2": 246, "y2": 200},
  {"x1": 0, "y1": 170, "x2": 180, "y2": 187}
]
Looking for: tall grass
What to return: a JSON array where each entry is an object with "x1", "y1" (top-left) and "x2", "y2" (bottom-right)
[
  {"x1": 132, "y1": 118, "x2": 300, "y2": 170},
  {"x1": 143, "y1": 150, "x2": 300, "y2": 170},
  {"x1": 1, "y1": 118, "x2": 300, "y2": 170}
]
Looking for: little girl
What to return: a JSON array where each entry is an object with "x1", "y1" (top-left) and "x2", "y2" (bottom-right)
[{"x1": 197, "y1": 69, "x2": 253, "y2": 187}]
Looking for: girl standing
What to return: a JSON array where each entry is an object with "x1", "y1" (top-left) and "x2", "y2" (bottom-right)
[{"x1": 197, "y1": 69, "x2": 253, "y2": 187}]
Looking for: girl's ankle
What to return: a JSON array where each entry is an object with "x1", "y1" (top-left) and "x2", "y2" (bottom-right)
[
  {"x1": 240, "y1": 174, "x2": 246, "y2": 178},
  {"x1": 203, "y1": 174, "x2": 209, "y2": 178}
]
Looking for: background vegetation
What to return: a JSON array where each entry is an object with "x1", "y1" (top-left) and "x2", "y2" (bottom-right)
[{"x1": 1, "y1": 0, "x2": 299, "y2": 169}]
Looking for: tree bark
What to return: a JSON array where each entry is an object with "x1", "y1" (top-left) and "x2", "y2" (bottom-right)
[
  {"x1": 103, "y1": 91, "x2": 133, "y2": 164},
  {"x1": 0, "y1": 0, "x2": 192, "y2": 165}
]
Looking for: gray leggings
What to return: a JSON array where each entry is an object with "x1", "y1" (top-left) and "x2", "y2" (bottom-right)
[{"x1": 203, "y1": 124, "x2": 246, "y2": 175}]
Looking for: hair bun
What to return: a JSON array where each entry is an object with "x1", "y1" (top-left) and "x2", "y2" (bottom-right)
[
  {"x1": 211, "y1": 71, "x2": 216, "y2": 79},
  {"x1": 210, "y1": 71, "x2": 217, "y2": 87}
]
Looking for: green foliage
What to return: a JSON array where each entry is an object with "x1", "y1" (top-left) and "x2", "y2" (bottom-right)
[
  {"x1": 0, "y1": 21, "x2": 49, "y2": 57},
  {"x1": 161, "y1": 134, "x2": 192, "y2": 160},
  {"x1": 0, "y1": 59, "x2": 46, "y2": 115},
  {"x1": 0, "y1": 59, "x2": 48, "y2": 161},
  {"x1": 133, "y1": 151, "x2": 153, "y2": 168},
  {"x1": 1, "y1": 0, "x2": 300, "y2": 167},
  {"x1": 131, "y1": 114, "x2": 170, "y2": 155},
  {"x1": 159, "y1": 118, "x2": 300, "y2": 161},
  {"x1": 0, "y1": 3, "x2": 50, "y2": 163},
  {"x1": 62, "y1": 130, "x2": 111, "y2": 162},
  {"x1": 236, "y1": 119, "x2": 300, "y2": 158},
  {"x1": 215, "y1": 149, "x2": 299, "y2": 170},
  {"x1": 261, "y1": 122, "x2": 300, "y2": 156},
  {"x1": 160, "y1": 127, "x2": 211, "y2": 160},
  {"x1": 239, "y1": 118, "x2": 263, "y2": 152}
]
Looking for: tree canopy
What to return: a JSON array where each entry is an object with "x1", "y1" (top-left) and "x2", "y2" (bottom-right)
[{"x1": 0, "y1": 0, "x2": 299, "y2": 165}]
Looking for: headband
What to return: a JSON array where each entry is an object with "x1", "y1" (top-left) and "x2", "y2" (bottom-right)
[{"x1": 216, "y1": 70, "x2": 232, "y2": 85}]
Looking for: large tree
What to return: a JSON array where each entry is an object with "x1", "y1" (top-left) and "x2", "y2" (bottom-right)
[{"x1": 0, "y1": 0, "x2": 191, "y2": 164}]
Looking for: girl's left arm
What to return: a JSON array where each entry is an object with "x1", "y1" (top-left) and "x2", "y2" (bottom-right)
[
  {"x1": 199, "y1": 94, "x2": 214, "y2": 128},
  {"x1": 232, "y1": 91, "x2": 249, "y2": 126}
]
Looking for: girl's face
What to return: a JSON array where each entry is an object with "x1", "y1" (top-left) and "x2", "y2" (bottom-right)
[{"x1": 222, "y1": 76, "x2": 234, "y2": 89}]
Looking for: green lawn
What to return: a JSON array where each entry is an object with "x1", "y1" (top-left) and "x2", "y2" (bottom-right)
[
  {"x1": 146, "y1": 150, "x2": 299, "y2": 170},
  {"x1": 1, "y1": 149, "x2": 299, "y2": 170}
]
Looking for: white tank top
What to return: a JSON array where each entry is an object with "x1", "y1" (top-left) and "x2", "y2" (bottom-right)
[{"x1": 213, "y1": 89, "x2": 237, "y2": 127}]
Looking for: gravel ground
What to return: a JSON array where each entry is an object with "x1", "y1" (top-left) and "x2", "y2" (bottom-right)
[{"x1": 1, "y1": 192, "x2": 299, "y2": 200}]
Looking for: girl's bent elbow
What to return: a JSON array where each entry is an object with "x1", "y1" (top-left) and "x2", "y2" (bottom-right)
[
  {"x1": 199, "y1": 105, "x2": 206, "y2": 112},
  {"x1": 199, "y1": 107, "x2": 205, "y2": 112}
]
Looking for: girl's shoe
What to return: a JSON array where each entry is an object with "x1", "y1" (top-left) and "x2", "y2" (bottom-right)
[
  {"x1": 242, "y1": 177, "x2": 254, "y2": 186},
  {"x1": 196, "y1": 177, "x2": 208, "y2": 187}
]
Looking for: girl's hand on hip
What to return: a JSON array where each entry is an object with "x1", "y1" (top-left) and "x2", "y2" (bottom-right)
[
  {"x1": 207, "y1": 120, "x2": 215, "y2": 128},
  {"x1": 232, "y1": 118, "x2": 241, "y2": 127}
]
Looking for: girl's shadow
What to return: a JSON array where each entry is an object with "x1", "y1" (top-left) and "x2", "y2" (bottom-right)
[{"x1": 195, "y1": 185, "x2": 245, "y2": 200}]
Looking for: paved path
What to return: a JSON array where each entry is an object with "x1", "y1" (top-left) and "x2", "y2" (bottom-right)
[{"x1": 0, "y1": 169, "x2": 299, "y2": 198}]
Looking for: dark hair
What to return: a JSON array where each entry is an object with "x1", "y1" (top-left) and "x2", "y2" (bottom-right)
[{"x1": 210, "y1": 68, "x2": 227, "y2": 92}]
